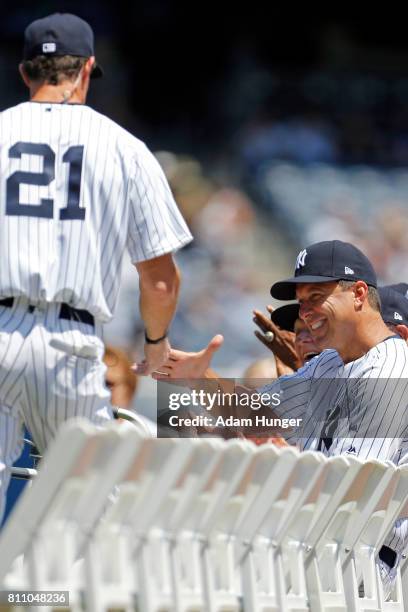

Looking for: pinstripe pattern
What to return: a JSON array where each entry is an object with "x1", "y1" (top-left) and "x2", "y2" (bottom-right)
[
  {"x1": 0, "y1": 300, "x2": 112, "y2": 522},
  {"x1": 0, "y1": 300, "x2": 112, "y2": 445},
  {"x1": 0, "y1": 102, "x2": 192, "y2": 322},
  {"x1": 260, "y1": 335, "x2": 408, "y2": 592},
  {"x1": 0, "y1": 101, "x2": 192, "y2": 523},
  {"x1": 260, "y1": 348, "x2": 344, "y2": 445}
]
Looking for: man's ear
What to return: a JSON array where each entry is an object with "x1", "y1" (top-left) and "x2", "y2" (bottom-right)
[
  {"x1": 395, "y1": 324, "x2": 408, "y2": 341},
  {"x1": 18, "y1": 63, "x2": 31, "y2": 88},
  {"x1": 353, "y1": 280, "x2": 369, "y2": 309},
  {"x1": 83, "y1": 56, "x2": 95, "y2": 79}
]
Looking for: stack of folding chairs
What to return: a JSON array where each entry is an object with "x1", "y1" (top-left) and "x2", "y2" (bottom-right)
[{"x1": 0, "y1": 419, "x2": 407, "y2": 611}]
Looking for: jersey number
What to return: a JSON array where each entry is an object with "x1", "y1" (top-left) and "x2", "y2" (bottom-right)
[{"x1": 6, "y1": 142, "x2": 85, "y2": 220}]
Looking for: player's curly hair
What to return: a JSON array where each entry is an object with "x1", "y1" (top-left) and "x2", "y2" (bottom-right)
[
  {"x1": 338, "y1": 279, "x2": 381, "y2": 312},
  {"x1": 21, "y1": 55, "x2": 87, "y2": 85}
]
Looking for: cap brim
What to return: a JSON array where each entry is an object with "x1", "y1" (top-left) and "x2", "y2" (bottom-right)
[
  {"x1": 91, "y1": 63, "x2": 103, "y2": 78},
  {"x1": 271, "y1": 275, "x2": 341, "y2": 300},
  {"x1": 271, "y1": 303, "x2": 300, "y2": 332}
]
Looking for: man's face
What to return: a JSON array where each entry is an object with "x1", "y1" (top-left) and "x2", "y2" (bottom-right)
[
  {"x1": 296, "y1": 281, "x2": 355, "y2": 354},
  {"x1": 294, "y1": 318, "x2": 320, "y2": 364}
]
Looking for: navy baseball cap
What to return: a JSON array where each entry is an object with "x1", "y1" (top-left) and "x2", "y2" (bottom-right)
[
  {"x1": 271, "y1": 240, "x2": 377, "y2": 300},
  {"x1": 271, "y1": 304, "x2": 300, "y2": 332},
  {"x1": 387, "y1": 283, "x2": 408, "y2": 300},
  {"x1": 379, "y1": 286, "x2": 408, "y2": 327},
  {"x1": 23, "y1": 13, "x2": 103, "y2": 78}
]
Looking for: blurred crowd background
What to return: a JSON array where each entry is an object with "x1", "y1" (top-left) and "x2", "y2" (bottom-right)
[{"x1": 1, "y1": 2, "x2": 408, "y2": 419}]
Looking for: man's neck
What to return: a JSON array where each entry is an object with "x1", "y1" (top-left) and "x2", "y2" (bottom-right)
[
  {"x1": 30, "y1": 83, "x2": 84, "y2": 105},
  {"x1": 341, "y1": 315, "x2": 395, "y2": 364}
]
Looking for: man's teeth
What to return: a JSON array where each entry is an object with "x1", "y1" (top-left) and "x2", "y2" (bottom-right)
[{"x1": 311, "y1": 320, "x2": 324, "y2": 330}]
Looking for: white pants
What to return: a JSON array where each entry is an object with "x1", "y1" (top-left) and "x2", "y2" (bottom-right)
[{"x1": 0, "y1": 298, "x2": 113, "y2": 524}]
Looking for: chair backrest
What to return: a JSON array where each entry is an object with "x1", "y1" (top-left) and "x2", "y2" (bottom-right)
[
  {"x1": 194, "y1": 439, "x2": 256, "y2": 538},
  {"x1": 54, "y1": 422, "x2": 144, "y2": 550},
  {"x1": 283, "y1": 454, "x2": 351, "y2": 546},
  {"x1": 113, "y1": 437, "x2": 197, "y2": 538},
  {"x1": 0, "y1": 419, "x2": 98, "y2": 582},
  {"x1": 165, "y1": 438, "x2": 225, "y2": 533},
  {"x1": 366, "y1": 464, "x2": 408, "y2": 551},
  {"x1": 314, "y1": 458, "x2": 396, "y2": 562},
  {"x1": 232, "y1": 445, "x2": 300, "y2": 550},
  {"x1": 302, "y1": 455, "x2": 364, "y2": 550},
  {"x1": 253, "y1": 451, "x2": 326, "y2": 547}
]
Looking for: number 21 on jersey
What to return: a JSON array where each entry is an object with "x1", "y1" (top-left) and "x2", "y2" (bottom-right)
[{"x1": 6, "y1": 141, "x2": 85, "y2": 220}]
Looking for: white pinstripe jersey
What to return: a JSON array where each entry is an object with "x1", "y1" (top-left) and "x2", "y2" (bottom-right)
[
  {"x1": 0, "y1": 102, "x2": 192, "y2": 322},
  {"x1": 260, "y1": 335, "x2": 408, "y2": 559},
  {"x1": 261, "y1": 336, "x2": 408, "y2": 456}
]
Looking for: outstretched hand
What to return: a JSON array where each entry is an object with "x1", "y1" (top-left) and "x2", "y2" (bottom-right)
[
  {"x1": 151, "y1": 334, "x2": 224, "y2": 381},
  {"x1": 253, "y1": 306, "x2": 301, "y2": 371}
]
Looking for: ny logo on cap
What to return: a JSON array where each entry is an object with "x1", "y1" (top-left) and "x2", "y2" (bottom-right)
[
  {"x1": 394, "y1": 312, "x2": 403, "y2": 321},
  {"x1": 296, "y1": 249, "x2": 307, "y2": 269},
  {"x1": 42, "y1": 42, "x2": 56, "y2": 53},
  {"x1": 345, "y1": 266, "x2": 354, "y2": 275}
]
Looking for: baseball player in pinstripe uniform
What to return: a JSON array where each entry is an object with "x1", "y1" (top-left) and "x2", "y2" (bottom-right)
[
  {"x1": 154, "y1": 241, "x2": 408, "y2": 596},
  {"x1": 0, "y1": 13, "x2": 192, "y2": 522}
]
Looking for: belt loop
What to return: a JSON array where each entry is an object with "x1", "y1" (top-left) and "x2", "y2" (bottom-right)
[
  {"x1": 59, "y1": 303, "x2": 94, "y2": 326},
  {"x1": 0, "y1": 297, "x2": 14, "y2": 308}
]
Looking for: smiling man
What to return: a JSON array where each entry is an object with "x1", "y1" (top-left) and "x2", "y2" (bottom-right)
[
  {"x1": 257, "y1": 282, "x2": 408, "y2": 369},
  {"x1": 155, "y1": 242, "x2": 407, "y2": 447},
  {"x1": 154, "y1": 240, "x2": 408, "y2": 595},
  {"x1": 271, "y1": 241, "x2": 388, "y2": 361},
  {"x1": 160, "y1": 241, "x2": 407, "y2": 445}
]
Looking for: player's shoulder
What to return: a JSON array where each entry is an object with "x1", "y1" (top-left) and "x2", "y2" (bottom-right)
[
  {"x1": 0, "y1": 102, "x2": 149, "y2": 155},
  {"x1": 346, "y1": 335, "x2": 408, "y2": 378},
  {"x1": 307, "y1": 349, "x2": 343, "y2": 376},
  {"x1": 281, "y1": 349, "x2": 342, "y2": 381},
  {"x1": 0, "y1": 103, "x2": 31, "y2": 136},
  {"x1": 0, "y1": 101, "x2": 28, "y2": 119},
  {"x1": 82, "y1": 106, "x2": 149, "y2": 156},
  {"x1": 369, "y1": 335, "x2": 408, "y2": 373},
  {"x1": 377, "y1": 334, "x2": 408, "y2": 354}
]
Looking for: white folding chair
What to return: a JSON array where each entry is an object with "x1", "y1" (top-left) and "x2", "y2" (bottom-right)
[
  {"x1": 182, "y1": 438, "x2": 255, "y2": 612},
  {"x1": 105, "y1": 437, "x2": 224, "y2": 612},
  {"x1": 2, "y1": 420, "x2": 146, "y2": 612},
  {"x1": 164, "y1": 438, "x2": 225, "y2": 611},
  {"x1": 43, "y1": 423, "x2": 144, "y2": 611},
  {"x1": 306, "y1": 458, "x2": 396, "y2": 612},
  {"x1": 375, "y1": 496, "x2": 408, "y2": 611},
  {"x1": 85, "y1": 436, "x2": 197, "y2": 612},
  {"x1": 237, "y1": 449, "x2": 325, "y2": 612},
  {"x1": 0, "y1": 419, "x2": 103, "y2": 611},
  {"x1": 345, "y1": 464, "x2": 408, "y2": 612}
]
